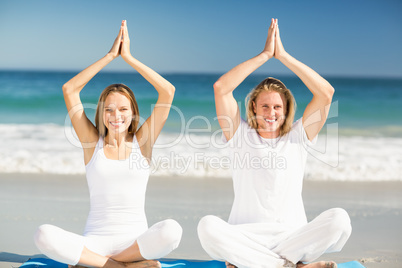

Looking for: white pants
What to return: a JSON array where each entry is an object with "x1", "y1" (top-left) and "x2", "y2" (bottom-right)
[
  {"x1": 197, "y1": 208, "x2": 352, "y2": 268},
  {"x1": 34, "y1": 219, "x2": 182, "y2": 265}
]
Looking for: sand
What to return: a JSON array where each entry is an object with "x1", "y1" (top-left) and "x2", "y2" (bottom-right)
[{"x1": 0, "y1": 173, "x2": 401, "y2": 268}]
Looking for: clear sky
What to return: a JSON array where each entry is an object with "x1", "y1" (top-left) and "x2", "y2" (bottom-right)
[{"x1": 1, "y1": 0, "x2": 401, "y2": 77}]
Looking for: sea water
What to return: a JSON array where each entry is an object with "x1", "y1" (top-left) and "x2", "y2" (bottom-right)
[{"x1": 0, "y1": 70, "x2": 401, "y2": 181}]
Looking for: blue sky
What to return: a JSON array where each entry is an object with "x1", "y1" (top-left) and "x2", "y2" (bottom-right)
[{"x1": 1, "y1": 0, "x2": 401, "y2": 77}]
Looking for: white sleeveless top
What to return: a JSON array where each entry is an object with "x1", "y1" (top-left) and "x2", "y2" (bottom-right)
[
  {"x1": 223, "y1": 118, "x2": 316, "y2": 230},
  {"x1": 84, "y1": 135, "x2": 150, "y2": 237}
]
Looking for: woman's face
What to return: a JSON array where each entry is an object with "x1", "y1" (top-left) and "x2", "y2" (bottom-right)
[
  {"x1": 253, "y1": 91, "x2": 286, "y2": 138},
  {"x1": 103, "y1": 92, "x2": 133, "y2": 135}
]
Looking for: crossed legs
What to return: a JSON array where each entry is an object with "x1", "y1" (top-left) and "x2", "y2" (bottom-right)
[
  {"x1": 198, "y1": 208, "x2": 351, "y2": 268},
  {"x1": 76, "y1": 242, "x2": 160, "y2": 268},
  {"x1": 34, "y1": 219, "x2": 182, "y2": 267}
]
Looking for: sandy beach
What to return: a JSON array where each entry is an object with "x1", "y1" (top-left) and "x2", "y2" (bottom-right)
[{"x1": 0, "y1": 173, "x2": 401, "y2": 268}]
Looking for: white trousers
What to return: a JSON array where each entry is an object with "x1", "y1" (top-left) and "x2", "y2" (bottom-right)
[
  {"x1": 198, "y1": 208, "x2": 352, "y2": 268},
  {"x1": 34, "y1": 219, "x2": 182, "y2": 265}
]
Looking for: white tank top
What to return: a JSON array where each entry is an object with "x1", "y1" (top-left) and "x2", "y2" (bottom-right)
[{"x1": 84, "y1": 135, "x2": 150, "y2": 237}]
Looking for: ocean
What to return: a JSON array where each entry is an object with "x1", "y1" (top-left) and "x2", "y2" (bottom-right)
[{"x1": 0, "y1": 70, "x2": 401, "y2": 181}]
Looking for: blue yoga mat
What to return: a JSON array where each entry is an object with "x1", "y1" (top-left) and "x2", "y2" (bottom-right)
[{"x1": 20, "y1": 258, "x2": 366, "y2": 267}]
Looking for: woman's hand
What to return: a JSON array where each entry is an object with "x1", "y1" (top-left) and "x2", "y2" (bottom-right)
[
  {"x1": 261, "y1": 18, "x2": 277, "y2": 59},
  {"x1": 120, "y1": 20, "x2": 132, "y2": 60},
  {"x1": 108, "y1": 22, "x2": 123, "y2": 59},
  {"x1": 274, "y1": 20, "x2": 287, "y2": 60}
]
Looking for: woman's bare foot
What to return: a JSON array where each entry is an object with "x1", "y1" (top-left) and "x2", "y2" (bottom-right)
[
  {"x1": 225, "y1": 261, "x2": 237, "y2": 268},
  {"x1": 297, "y1": 261, "x2": 337, "y2": 268}
]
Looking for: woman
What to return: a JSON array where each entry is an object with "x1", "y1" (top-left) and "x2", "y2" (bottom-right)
[
  {"x1": 34, "y1": 21, "x2": 182, "y2": 268},
  {"x1": 197, "y1": 19, "x2": 351, "y2": 268}
]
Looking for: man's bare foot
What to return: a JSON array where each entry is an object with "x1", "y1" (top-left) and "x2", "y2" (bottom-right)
[
  {"x1": 123, "y1": 260, "x2": 161, "y2": 268},
  {"x1": 297, "y1": 261, "x2": 337, "y2": 268},
  {"x1": 225, "y1": 261, "x2": 237, "y2": 268},
  {"x1": 103, "y1": 259, "x2": 161, "y2": 268}
]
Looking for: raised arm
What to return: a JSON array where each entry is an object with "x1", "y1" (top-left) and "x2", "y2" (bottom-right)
[
  {"x1": 120, "y1": 20, "x2": 175, "y2": 160},
  {"x1": 274, "y1": 21, "x2": 334, "y2": 141},
  {"x1": 215, "y1": 19, "x2": 277, "y2": 141},
  {"x1": 62, "y1": 23, "x2": 122, "y2": 162}
]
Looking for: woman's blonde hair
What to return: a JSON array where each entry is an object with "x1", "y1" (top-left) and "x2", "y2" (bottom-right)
[
  {"x1": 95, "y1": 83, "x2": 139, "y2": 138},
  {"x1": 245, "y1": 77, "x2": 296, "y2": 136}
]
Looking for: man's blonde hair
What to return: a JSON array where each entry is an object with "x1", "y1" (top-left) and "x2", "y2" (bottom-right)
[{"x1": 245, "y1": 77, "x2": 296, "y2": 136}]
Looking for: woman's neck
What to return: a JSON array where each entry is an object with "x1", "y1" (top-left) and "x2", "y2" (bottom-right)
[{"x1": 105, "y1": 131, "x2": 130, "y2": 147}]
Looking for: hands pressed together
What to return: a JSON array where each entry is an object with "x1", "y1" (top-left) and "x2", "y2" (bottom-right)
[
  {"x1": 108, "y1": 20, "x2": 131, "y2": 60},
  {"x1": 109, "y1": 18, "x2": 285, "y2": 64},
  {"x1": 262, "y1": 18, "x2": 286, "y2": 60},
  {"x1": 110, "y1": 18, "x2": 285, "y2": 62}
]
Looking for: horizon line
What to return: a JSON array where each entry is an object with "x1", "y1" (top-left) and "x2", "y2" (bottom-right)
[{"x1": 0, "y1": 68, "x2": 402, "y2": 80}]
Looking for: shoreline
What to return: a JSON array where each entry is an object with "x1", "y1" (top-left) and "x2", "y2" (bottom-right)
[{"x1": 0, "y1": 173, "x2": 401, "y2": 267}]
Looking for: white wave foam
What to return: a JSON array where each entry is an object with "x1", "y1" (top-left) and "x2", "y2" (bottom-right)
[
  {"x1": 0, "y1": 124, "x2": 401, "y2": 181},
  {"x1": 304, "y1": 135, "x2": 402, "y2": 181}
]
